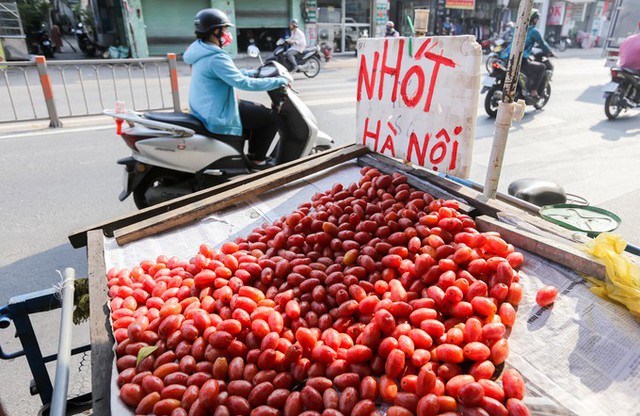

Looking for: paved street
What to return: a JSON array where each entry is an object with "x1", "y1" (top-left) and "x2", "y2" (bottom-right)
[{"x1": 0, "y1": 48, "x2": 639, "y2": 414}]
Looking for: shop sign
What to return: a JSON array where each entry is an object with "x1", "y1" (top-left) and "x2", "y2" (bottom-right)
[
  {"x1": 306, "y1": 23, "x2": 317, "y2": 46},
  {"x1": 304, "y1": 0, "x2": 317, "y2": 23},
  {"x1": 547, "y1": 1, "x2": 566, "y2": 26},
  {"x1": 445, "y1": 0, "x2": 475, "y2": 11},
  {"x1": 376, "y1": 0, "x2": 388, "y2": 25},
  {"x1": 356, "y1": 36, "x2": 481, "y2": 178}
]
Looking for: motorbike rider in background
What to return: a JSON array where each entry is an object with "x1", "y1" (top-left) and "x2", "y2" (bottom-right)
[
  {"x1": 286, "y1": 19, "x2": 306, "y2": 72},
  {"x1": 385, "y1": 21, "x2": 399, "y2": 37},
  {"x1": 617, "y1": 20, "x2": 640, "y2": 71},
  {"x1": 500, "y1": 21, "x2": 515, "y2": 42},
  {"x1": 183, "y1": 8, "x2": 289, "y2": 168},
  {"x1": 500, "y1": 9, "x2": 554, "y2": 99}
]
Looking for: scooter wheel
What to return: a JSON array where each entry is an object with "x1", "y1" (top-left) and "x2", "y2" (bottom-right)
[
  {"x1": 533, "y1": 83, "x2": 551, "y2": 110},
  {"x1": 604, "y1": 89, "x2": 623, "y2": 120},
  {"x1": 303, "y1": 57, "x2": 321, "y2": 78},
  {"x1": 558, "y1": 40, "x2": 567, "y2": 52},
  {"x1": 484, "y1": 85, "x2": 501, "y2": 118}
]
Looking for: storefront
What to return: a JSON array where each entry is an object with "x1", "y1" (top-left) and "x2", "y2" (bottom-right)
[
  {"x1": 544, "y1": 0, "x2": 609, "y2": 47},
  {"x1": 315, "y1": 0, "x2": 372, "y2": 53},
  {"x1": 118, "y1": 0, "x2": 296, "y2": 57},
  {"x1": 389, "y1": 0, "x2": 497, "y2": 39}
]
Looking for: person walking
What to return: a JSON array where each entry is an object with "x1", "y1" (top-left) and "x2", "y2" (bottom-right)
[{"x1": 183, "y1": 8, "x2": 289, "y2": 168}]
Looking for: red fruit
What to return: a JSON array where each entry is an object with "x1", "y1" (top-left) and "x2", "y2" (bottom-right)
[{"x1": 536, "y1": 285, "x2": 558, "y2": 307}]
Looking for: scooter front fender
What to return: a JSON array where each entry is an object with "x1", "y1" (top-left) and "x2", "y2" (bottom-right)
[{"x1": 117, "y1": 156, "x2": 152, "y2": 201}]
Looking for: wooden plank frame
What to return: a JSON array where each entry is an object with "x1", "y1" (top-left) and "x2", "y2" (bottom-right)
[
  {"x1": 85, "y1": 146, "x2": 608, "y2": 413},
  {"x1": 87, "y1": 230, "x2": 112, "y2": 416}
]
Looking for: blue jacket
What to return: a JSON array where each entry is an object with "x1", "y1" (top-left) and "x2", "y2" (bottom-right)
[
  {"x1": 500, "y1": 26, "x2": 553, "y2": 60},
  {"x1": 183, "y1": 40, "x2": 287, "y2": 136}
]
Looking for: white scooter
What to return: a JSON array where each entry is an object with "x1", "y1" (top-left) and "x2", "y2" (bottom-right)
[{"x1": 104, "y1": 47, "x2": 333, "y2": 209}]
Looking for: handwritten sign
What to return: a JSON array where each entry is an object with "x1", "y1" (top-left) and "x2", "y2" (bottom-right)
[{"x1": 356, "y1": 36, "x2": 481, "y2": 178}]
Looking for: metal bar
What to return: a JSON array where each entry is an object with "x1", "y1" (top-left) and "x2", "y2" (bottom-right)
[
  {"x1": 127, "y1": 65, "x2": 136, "y2": 109},
  {"x1": 42, "y1": 344, "x2": 92, "y2": 364},
  {"x1": 34, "y1": 56, "x2": 63, "y2": 128},
  {"x1": 12, "y1": 305, "x2": 53, "y2": 404},
  {"x1": 60, "y1": 66, "x2": 73, "y2": 116},
  {"x1": 142, "y1": 64, "x2": 151, "y2": 109},
  {"x1": 502, "y1": 0, "x2": 533, "y2": 104},
  {"x1": 78, "y1": 66, "x2": 90, "y2": 114},
  {"x1": 111, "y1": 65, "x2": 118, "y2": 101},
  {"x1": 167, "y1": 53, "x2": 181, "y2": 112},
  {"x1": 50, "y1": 268, "x2": 76, "y2": 416},
  {"x1": 94, "y1": 66, "x2": 105, "y2": 110},
  {"x1": 2, "y1": 69, "x2": 19, "y2": 120},
  {"x1": 155, "y1": 64, "x2": 165, "y2": 108},
  {"x1": 23, "y1": 68, "x2": 38, "y2": 119}
]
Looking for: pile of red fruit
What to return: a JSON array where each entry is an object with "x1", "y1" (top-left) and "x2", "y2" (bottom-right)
[{"x1": 109, "y1": 167, "x2": 531, "y2": 416}]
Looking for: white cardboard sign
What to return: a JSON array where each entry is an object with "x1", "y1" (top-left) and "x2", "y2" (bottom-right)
[{"x1": 356, "y1": 36, "x2": 481, "y2": 178}]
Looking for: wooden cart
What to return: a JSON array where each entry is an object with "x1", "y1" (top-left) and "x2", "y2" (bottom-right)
[{"x1": 70, "y1": 144, "x2": 609, "y2": 415}]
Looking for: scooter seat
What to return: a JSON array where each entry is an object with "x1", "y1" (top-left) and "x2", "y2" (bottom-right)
[
  {"x1": 507, "y1": 178, "x2": 567, "y2": 206},
  {"x1": 302, "y1": 46, "x2": 318, "y2": 54},
  {"x1": 144, "y1": 112, "x2": 243, "y2": 145},
  {"x1": 620, "y1": 67, "x2": 640, "y2": 77}
]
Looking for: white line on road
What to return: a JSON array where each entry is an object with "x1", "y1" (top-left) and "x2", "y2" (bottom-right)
[
  {"x1": 0, "y1": 124, "x2": 115, "y2": 140},
  {"x1": 297, "y1": 82, "x2": 356, "y2": 91},
  {"x1": 305, "y1": 96, "x2": 356, "y2": 106},
  {"x1": 328, "y1": 107, "x2": 357, "y2": 116}
]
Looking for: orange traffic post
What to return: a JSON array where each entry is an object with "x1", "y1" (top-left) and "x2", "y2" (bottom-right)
[
  {"x1": 167, "y1": 53, "x2": 181, "y2": 112},
  {"x1": 34, "y1": 56, "x2": 62, "y2": 127}
]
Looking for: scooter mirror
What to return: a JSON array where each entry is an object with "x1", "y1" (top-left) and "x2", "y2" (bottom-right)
[{"x1": 247, "y1": 45, "x2": 260, "y2": 58}]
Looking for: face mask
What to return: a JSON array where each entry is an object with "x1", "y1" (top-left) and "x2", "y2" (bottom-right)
[{"x1": 221, "y1": 30, "x2": 233, "y2": 47}]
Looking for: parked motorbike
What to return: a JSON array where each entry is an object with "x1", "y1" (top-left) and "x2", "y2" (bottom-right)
[
  {"x1": 34, "y1": 28, "x2": 55, "y2": 58},
  {"x1": 266, "y1": 38, "x2": 322, "y2": 78},
  {"x1": 75, "y1": 23, "x2": 95, "y2": 57},
  {"x1": 545, "y1": 32, "x2": 570, "y2": 52},
  {"x1": 482, "y1": 49, "x2": 554, "y2": 118},
  {"x1": 485, "y1": 38, "x2": 509, "y2": 73},
  {"x1": 603, "y1": 66, "x2": 640, "y2": 120},
  {"x1": 478, "y1": 35, "x2": 496, "y2": 55},
  {"x1": 103, "y1": 59, "x2": 333, "y2": 208}
]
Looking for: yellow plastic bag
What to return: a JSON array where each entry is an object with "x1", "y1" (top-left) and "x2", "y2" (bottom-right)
[{"x1": 581, "y1": 233, "x2": 640, "y2": 317}]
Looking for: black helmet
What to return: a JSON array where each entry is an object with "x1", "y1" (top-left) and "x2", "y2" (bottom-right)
[
  {"x1": 194, "y1": 8, "x2": 234, "y2": 34},
  {"x1": 290, "y1": 18, "x2": 299, "y2": 27}
]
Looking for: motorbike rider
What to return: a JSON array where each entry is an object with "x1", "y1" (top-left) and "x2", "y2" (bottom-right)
[
  {"x1": 500, "y1": 21, "x2": 515, "y2": 42},
  {"x1": 617, "y1": 20, "x2": 640, "y2": 71},
  {"x1": 286, "y1": 18, "x2": 306, "y2": 72},
  {"x1": 183, "y1": 8, "x2": 288, "y2": 168},
  {"x1": 385, "y1": 21, "x2": 399, "y2": 38},
  {"x1": 500, "y1": 9, "x2": 554, "y2": 99}
]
